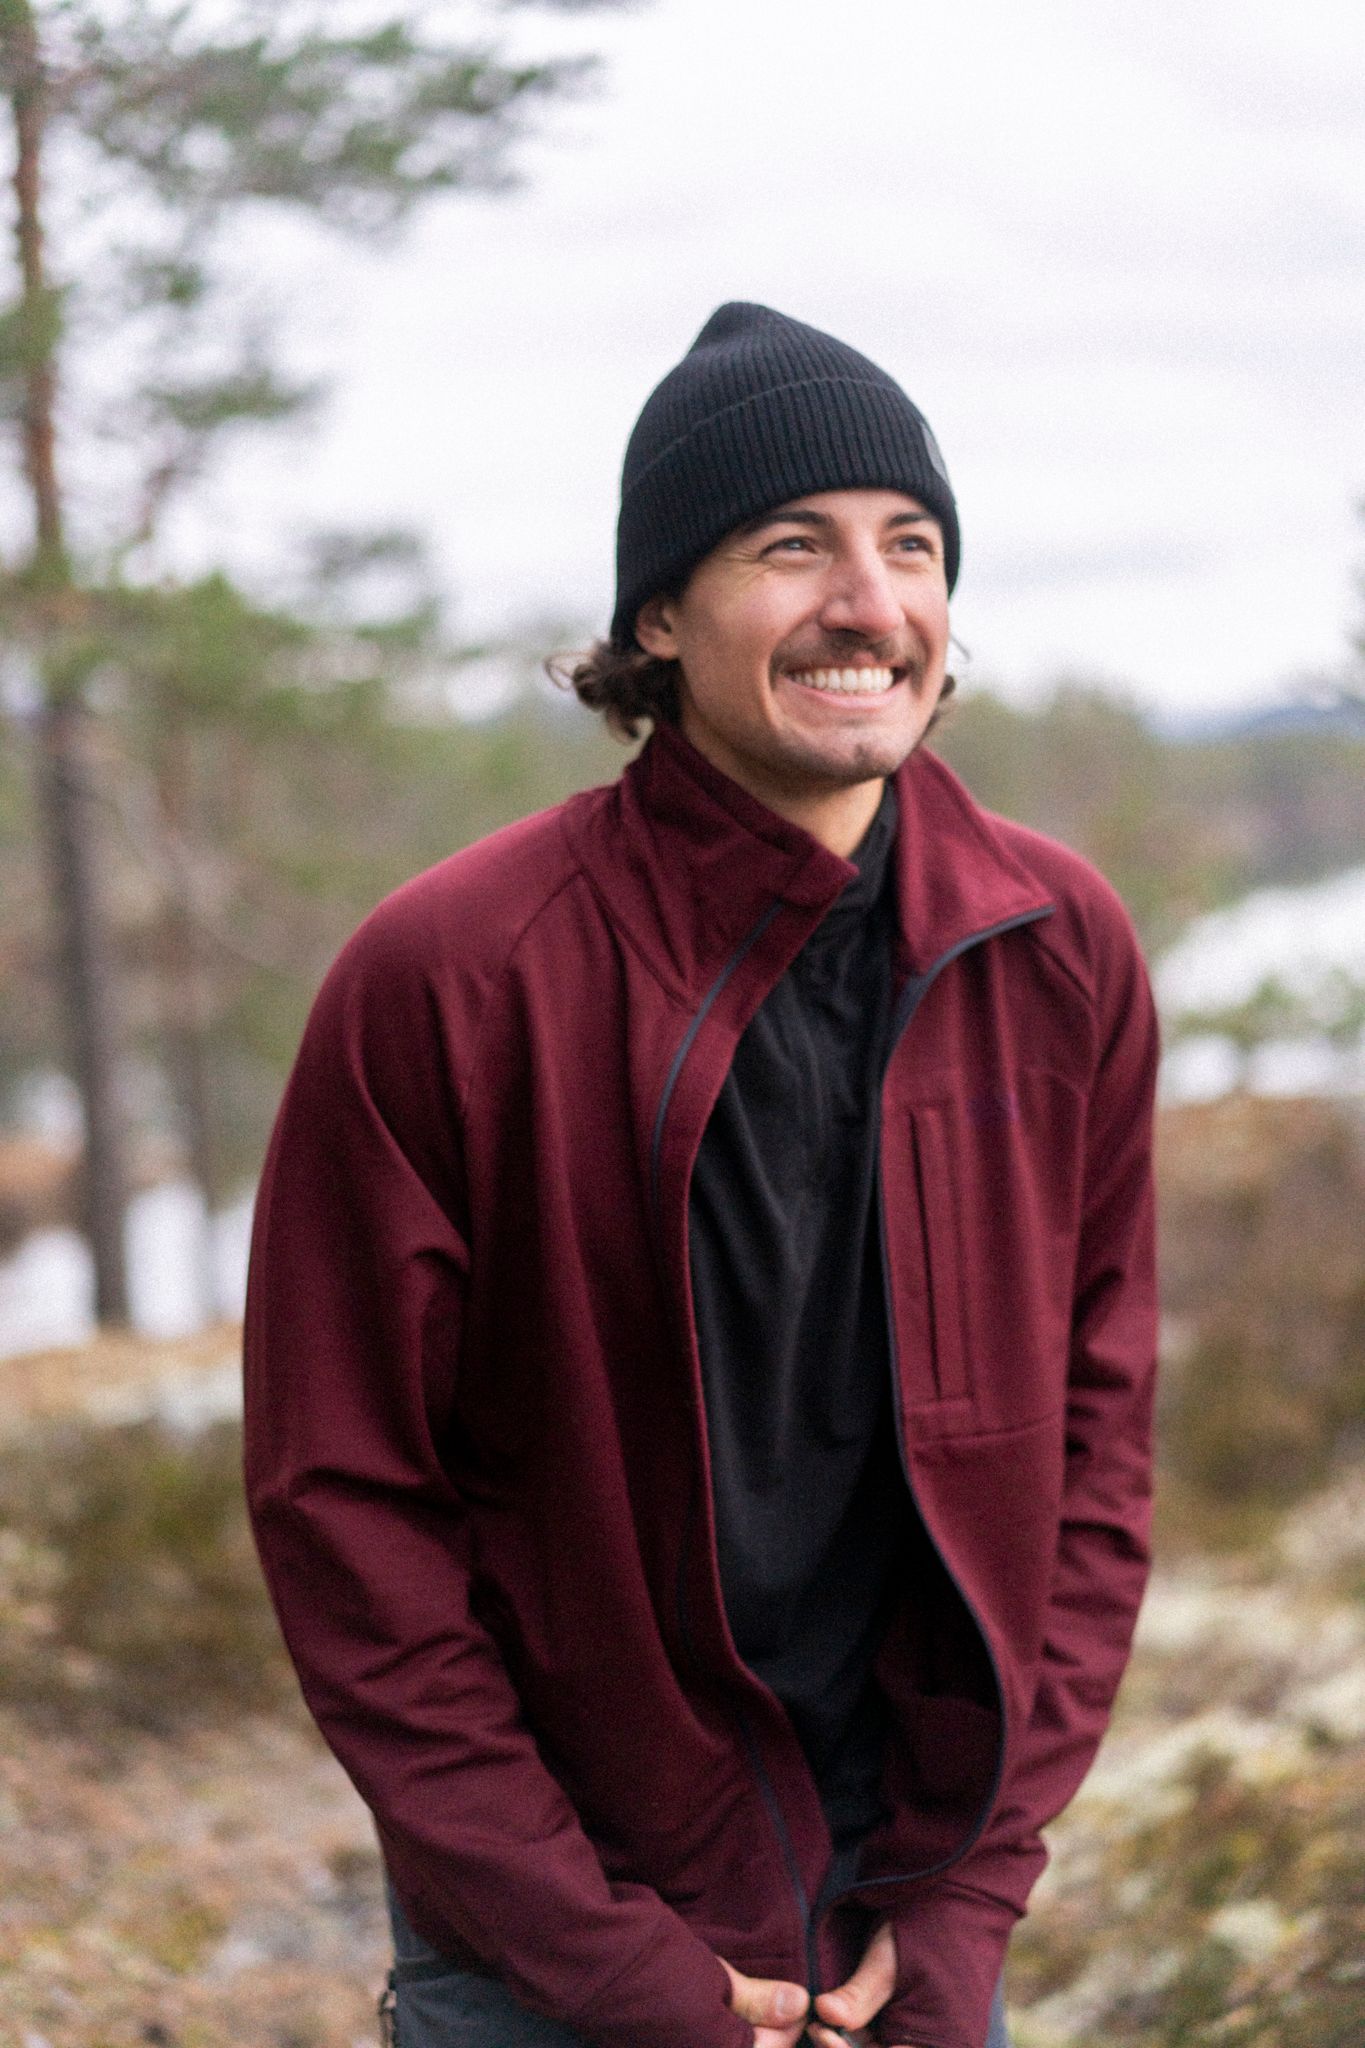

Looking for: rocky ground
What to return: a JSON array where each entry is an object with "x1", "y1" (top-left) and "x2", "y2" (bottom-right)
[
  {"x1": 0, "y1": 1330, "x2": 391, "y2": 2048},
  {"x1": 0, "y1": 1705, "x2": 387, "y2": 2048},
  {"x1": 1, "y1": 1311, "x2": 1362, "y2": 2048},
  {"x1": 1010, "y1": 1470, "x2": 1365, "y2": 2047}
]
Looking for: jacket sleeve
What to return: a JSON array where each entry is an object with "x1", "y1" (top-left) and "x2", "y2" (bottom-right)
[
  {"x1": 243, "y1": 906, "x2": 750, "y2": 2048},
  {"x1": 877, "y1": 898, "x2": 1160, "y2": 2048}
]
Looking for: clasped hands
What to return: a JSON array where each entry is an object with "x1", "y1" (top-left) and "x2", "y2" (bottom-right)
[{"x1": 721, "y1": 1919, "x2": 921, "y2": 2048}]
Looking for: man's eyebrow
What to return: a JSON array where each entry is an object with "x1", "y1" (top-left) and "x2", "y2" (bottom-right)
[
  {"x1": 736, "y1": 504, "x2": 938, "y2": 536},
  {"x1": 735, "y1": 506, "x2": 831, "y2": 535}
]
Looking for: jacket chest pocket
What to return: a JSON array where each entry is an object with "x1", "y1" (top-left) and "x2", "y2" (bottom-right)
[
  {"x1": 880, "y1": 1101, "x2": 975, "y2": 1428},
  {"x1": 885, "y1": 1071, "x2": 1085, "y2": 1436},
  {"x1": 909, "y1": 1105, "x2": 972, "y2": 1405}
]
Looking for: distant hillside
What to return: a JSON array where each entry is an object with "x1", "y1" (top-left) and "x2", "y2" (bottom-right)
[
  {"x1": 935, "y1": 685, "x2": 1365, "y2": 954},
  {"x1": 1168, "y1": 705, "x2": 1365, "y2": 745}
]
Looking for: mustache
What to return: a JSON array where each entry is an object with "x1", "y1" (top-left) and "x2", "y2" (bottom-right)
[{"x1": 774, "y1": 634, "x2": 923, "y2": 673}]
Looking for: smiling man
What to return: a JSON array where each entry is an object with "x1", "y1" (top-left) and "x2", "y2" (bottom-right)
[{"x1": 244, "y1": 304, "x2": 1159, "y2": 2048}]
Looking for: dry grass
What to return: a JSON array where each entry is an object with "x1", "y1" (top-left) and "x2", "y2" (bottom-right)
[
  {"x1": 0, "y1": 1705, "x2": 387, "y2": 2048},
  {"x1": 0, "y1": 1326, "x2": 241, "y2": 1439}
]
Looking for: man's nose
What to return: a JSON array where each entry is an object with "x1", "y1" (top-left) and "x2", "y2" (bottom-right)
[{"x1": 817, "y1": 549, "x2": 904, "y2": 641}]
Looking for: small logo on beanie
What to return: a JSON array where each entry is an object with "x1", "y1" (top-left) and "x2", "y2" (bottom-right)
[{"x1": 921, "y1": 422, "x2": 951, "y2": 486}]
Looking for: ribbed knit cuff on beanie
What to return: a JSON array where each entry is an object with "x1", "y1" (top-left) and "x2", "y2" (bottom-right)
[{"x1": 611, "y1": 302, "x2": 959, "y2": 649}]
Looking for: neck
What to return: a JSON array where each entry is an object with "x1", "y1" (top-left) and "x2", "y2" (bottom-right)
[
  {"x1": 670, "y1": 719, "x2": 888, "y2": 857},
  {"x1": 758, "y1": 775, "x2": 886, "y2": 857}
]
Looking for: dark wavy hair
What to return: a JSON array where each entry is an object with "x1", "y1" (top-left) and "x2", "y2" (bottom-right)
[
  {"x1": 546, "y1": 637, "x2": 683, "y2": 742},
  {"x1": 548, "y1": 635, "x2": 957, "y2": 744}
]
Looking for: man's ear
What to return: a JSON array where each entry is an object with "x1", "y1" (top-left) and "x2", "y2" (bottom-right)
[{"x1": 634, "y1": 594, "x2": 679, "y2": 661}]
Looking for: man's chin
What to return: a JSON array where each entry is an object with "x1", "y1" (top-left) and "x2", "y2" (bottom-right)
[{"x1": 772, "y1": 731, "x2": 922, "y2": 791}]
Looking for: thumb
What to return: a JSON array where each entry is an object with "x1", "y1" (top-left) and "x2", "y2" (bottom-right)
[
  {"x1": 720, "y1": 1959, "x2": 810, "y2": 2030},
  {"x1": 813, "y1": 1920, "x2": 897, "y2": 2032}
]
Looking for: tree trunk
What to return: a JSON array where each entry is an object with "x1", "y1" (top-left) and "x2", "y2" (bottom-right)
[
  {"x1": 161, "y1": 918, "x2": 220, "y2": 1323},
  {"x1": 157, "y1": 722, "x2": 219, "y2": 1323},
  {"x1": 35, "y1": 700, "x2": 132, "y2": 1322},
  {"x1": 5, "y1": 0, "x2": 132, "y2": 1323}
]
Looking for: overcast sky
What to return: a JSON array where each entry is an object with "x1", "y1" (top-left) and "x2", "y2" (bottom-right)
[{"x1": 184, "y1": 0, "x2": 1365, "y2": 720}]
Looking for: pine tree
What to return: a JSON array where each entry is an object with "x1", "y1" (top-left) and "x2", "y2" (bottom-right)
[{"x1": 0, "y1": 0, "x2": 625, "y2": 1320}]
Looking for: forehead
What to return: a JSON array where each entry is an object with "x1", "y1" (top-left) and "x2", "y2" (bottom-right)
[{"x1": 737, "y1": 487, "x2": 938, "y2": 533}]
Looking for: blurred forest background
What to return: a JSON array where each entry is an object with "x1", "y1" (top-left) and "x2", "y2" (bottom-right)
[{"x1": 0, "y1": 3, "x2": 1363, "y2": 2046}]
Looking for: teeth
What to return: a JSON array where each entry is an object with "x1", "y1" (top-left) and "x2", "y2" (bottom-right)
[{"x1": 789, "y1": 666, "x2": 896, "y2": 695}]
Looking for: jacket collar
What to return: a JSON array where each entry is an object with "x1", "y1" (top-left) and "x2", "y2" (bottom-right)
[
  {"x1": 888, "y1": 742, "x2": 1055, "y2": 976},
  {"x1": 565, "y1": 720, "x2": 1053, "y2": 1002}
]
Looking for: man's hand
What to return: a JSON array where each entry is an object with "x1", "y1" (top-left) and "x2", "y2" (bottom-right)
[
  {"x1": 804, "y1": 1918, "x2": 920, "y2": 2048},
  {"x1": 723, "y1": 1924, "x2": 924, "y2": 2048},
  {"x1": 718, "y1": 1959, "x2": 809, "y2": 2047}
]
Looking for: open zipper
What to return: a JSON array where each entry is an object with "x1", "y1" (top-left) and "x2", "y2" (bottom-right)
[
  {"x1": 817, "y1": 904, "x2": 1057, "y2": 1926},
  {"x1": 650, "y1": 896, "x2": 1054, "y2": 2001}
]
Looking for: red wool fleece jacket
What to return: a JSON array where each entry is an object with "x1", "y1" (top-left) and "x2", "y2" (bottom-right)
[{"x1": 244, "y1": 725, "x2": 1159, "y2": 2048}]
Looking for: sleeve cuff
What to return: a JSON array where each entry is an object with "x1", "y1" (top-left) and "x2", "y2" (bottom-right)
[
  {"x1": 873, "y1": 1882, "x2": 1018, "y2": 2048},
  {"x1": 568, "y1": 1932, "x2": 753, "y2": 2048}
]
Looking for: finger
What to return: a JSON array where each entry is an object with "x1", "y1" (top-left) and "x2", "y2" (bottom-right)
[
  {"x1": 752, "y1": 2029, "x2": 811, "y2": 2048},
  {"x1": 813, "y1": 1919, "x2": 897, "y2": 2032},
  {"x1": 806, "y1": 2024, "x2": 867, "y2": 2048},
  {"x1": 719, "y1": 1959, "x2": 810, "y2": 2031}
]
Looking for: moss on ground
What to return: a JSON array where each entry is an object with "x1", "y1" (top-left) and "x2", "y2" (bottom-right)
[{"x1": 0, "y1": 1414, "x2": 294, "y2": 1732}]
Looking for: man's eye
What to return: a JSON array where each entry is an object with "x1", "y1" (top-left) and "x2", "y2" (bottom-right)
[{"x1": 766, "y1": 534, "x2": 814, "y2": 554}]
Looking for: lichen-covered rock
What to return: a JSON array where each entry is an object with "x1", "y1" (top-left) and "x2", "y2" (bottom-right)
[{"x1": 1011, "y1": 1462, "x2": 1365, "y2": 2048}]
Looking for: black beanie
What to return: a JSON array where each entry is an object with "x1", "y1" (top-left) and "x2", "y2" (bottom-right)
[{"x1": 611, "y1": 302, "x2": 959, "y2": 649}]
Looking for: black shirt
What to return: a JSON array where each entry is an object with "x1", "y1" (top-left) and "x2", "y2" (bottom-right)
[{"x1": 688, "y1": 785, "x2": 911, "y2": 1846}]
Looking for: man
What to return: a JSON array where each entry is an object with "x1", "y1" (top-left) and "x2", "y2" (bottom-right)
[{"x1": 244, "y1": 303, "x2": 1158, "y2": 2048}]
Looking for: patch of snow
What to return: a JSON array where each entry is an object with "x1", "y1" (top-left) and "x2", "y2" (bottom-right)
[
  {"x1": 213, "y1": 1190, "x2": 254, "y2": 1314},
  {"x1": 1156, "y1": 865, "x2": 1365, "y2": 1100},
  {"x1": 1246, "y1": 1034, "x2": 1365, "y2": 1095},
  {"x1": 126, "y1": 1181, "x2": 219, "y2": 1337},
  {"x1": 0, "y1": 1183, "x2": 256, "y2": 1361},
  {"x1": 1156, "y1": 864, "x2": 1365, "y2": 1016},
  {"x1": 1158, "y1": 1033, "x2": 1243, "y2": 1103},
  {"x1": 0, "y1": 1228, "x2": 93, "y2": 1357},
  {"x1": 83, "y1": 1359, "x2": 243, "y2": 1435}
]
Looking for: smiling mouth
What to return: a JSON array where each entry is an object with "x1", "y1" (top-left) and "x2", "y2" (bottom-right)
[{"x1": 782, "y1": 664, "x2": 901, "y2": 696}]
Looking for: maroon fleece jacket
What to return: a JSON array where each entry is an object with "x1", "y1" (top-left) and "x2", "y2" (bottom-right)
[{"x1": 243, "y1": 725, "x2": 1158, "y2": 2048}]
